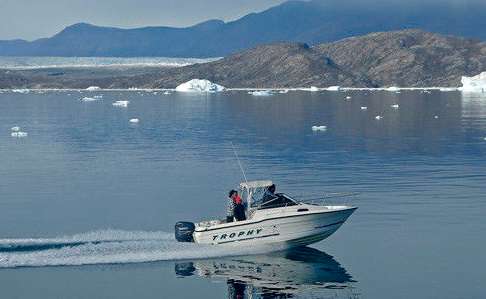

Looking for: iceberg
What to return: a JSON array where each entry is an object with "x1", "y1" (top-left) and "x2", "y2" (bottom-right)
[
  {"x1": 309, "y1": 86, "x2": 319, "y2": 92},
  {"x1": 391, "y1": 104, "x2": 399, "y2": 109},
  {"x1": 11, "y1": 131, "x2": 28, "y2": 137},
  {"x1": 386, "y1": 86, "x2": 400, "y2": 92},
  {"x1": 129, "y1": 118, "x2": 140, "y2": 123},
  {"x1": 11, "y1": 126, "x2": 21, "y2": 132},
  {"x1": 248, "y1": 90, "x2": 273, "y2": 96},
  {"x1": 360, "y1": 106, "x2": 368, "y2": 110},
  {"x1": 86, "y1": 86, "x2": 101, "y2": 91},
  {"x1": 112, "y1": 100, "x2": 129, "y2": 107},
  {"x1": 375, "y1": 115, "x2": 383, "y2": 120},
  {"x1": 175, "y1": 79, "x2": 225, "y2": 93},
  {"x1": 311, "y1": 125, "x2": 327, "y2": 131},
  {"x1": 12, "y1": 89, "x2": 30, "y2": 94},
  {"x1": 80, "y1": 97, "x2": 99, "y2": 102},
  {"x1": 326, "y1": 86, "x2": 340, "y2": 91},
  {"x1": 460, "y1": 72, "x2": 486, "y2": 93}
]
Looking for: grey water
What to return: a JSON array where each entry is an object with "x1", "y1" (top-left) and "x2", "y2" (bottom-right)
[{"x1": 0, "y1": 89, "x2": 485, "y2": 298}]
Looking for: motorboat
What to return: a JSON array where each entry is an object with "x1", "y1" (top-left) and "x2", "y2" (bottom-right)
[{"x1": 175, "y1": 180, "x2": 356, "y2": 248}]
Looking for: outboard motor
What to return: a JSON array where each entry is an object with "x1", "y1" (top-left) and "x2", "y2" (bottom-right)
[{"x1": 175, "y1": 221, "x2": 195, "y2": 242}]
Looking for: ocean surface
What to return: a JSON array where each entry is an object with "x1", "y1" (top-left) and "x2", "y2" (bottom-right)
[
  {"x1": 0, "y1": 56, "x2": 218, "y2": 69},
  {"x1": 0, "y1": 89, "x2": 485, "y2": 298}
]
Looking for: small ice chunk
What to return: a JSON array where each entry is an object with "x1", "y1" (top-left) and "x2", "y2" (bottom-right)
[
  {"x1": 278, "y1": 89, "x2": 289, "y2": 94},
  {"x1": 309, "y1": 86, "x2": 319, "y2": 92},
  {"x1": 129, "y1": 118, "x2": 140, "y2": 123},
  {"x1": 93, "y1": 95, "x2": 103, "y2": 99},
  {"x1": 80, "y1": 97, "x2": 99, "y2": 102},
  {"x1": 163, "y1": 91, "x2": 172, "y2": 95},
  {"x1": 326, "y1": 86, "x2": 340, "y2": 91},
  {"x1": 360, "y1": 106, "x2": 368, "y2": 110},
  {"x1": 391, "y1": 104, "x2": 399, "y2": 109},
  {"x1": 248, "y1": 90, "x2": 273, "y2": 96},
  {"x1": 11, "y1": 126, "x2": 21, "y2": 132},
  {"x1": 386, "y1": 86, "x2": 400, "y2": 92},
  {"x1": 375, "y1": 115, "x2": 383, "y2": 120},
  {"x1": 113, "y1": 100, "x2": 130, "y2": 107},
  {"x1": 175, "y1": 79, "x2": 225, "y2": 92},
  {"x1": 12, "y1": 89, "x2": 30, "y2": 94},
  {"x1": 11, "y1": 131, "x2": 28, "y2": 137},
  {"x1": 440, "y1": 87, "x2": 457, "y2": 92},
  {"x1": 460, "y1": 72, "x2": 486, "y2": 93},
  {"x1": 311, "y1": 125, "x2": 327, "y2": 131},
  {"x1": 434, "y1": 115, "x2": 439, "y2": 119},
  {"x1": 86, "y1": 86, "x2": 101, "y2": 91},
  {"x1": 345, "y1": 96, "x2": 352, "y2": 100}
]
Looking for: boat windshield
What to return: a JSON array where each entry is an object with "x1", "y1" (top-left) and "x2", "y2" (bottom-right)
[{"x1": 257, "y1": 193, "x2": 298, "y2": 210}]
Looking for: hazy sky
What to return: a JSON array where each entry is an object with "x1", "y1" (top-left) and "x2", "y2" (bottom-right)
[{"x1": 0, "y1": 0, "x2": 286, "y2": 40}]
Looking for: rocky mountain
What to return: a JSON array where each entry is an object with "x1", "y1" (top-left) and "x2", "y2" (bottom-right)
[
  {"x1": 1, "y1": 0, "x2": 486, "y2": 58},
  {"x1": 1, "y1": 30, "x2": 485, "y2": 89}
]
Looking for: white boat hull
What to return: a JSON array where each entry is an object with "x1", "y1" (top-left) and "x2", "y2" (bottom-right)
[{"x1": 193, "y1": 205, "x2": 356, "y2": 248}]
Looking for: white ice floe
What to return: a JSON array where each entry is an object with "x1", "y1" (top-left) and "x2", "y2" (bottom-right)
[
  {"x1": 11, "y1": 131, "x2": 28, "y2": 137},
  {"x1": 163, "y1": 91, "x2": 172, "y2": 95},
  {"x1": 391, "y1": 104, "x2": 399, "y2": 109},
  {"x1": 86, "y1": 86, "x2": 101, "y2": 91},
  {"x1": 360, "y1": 106, "x2": 368, "y2": 110},
  {"x1": 80, "y1": 97, "x2": 99, "y2": 102},
  {"x1": 248, "y1": 90, "x2": 273, "y2": 96},
  {"x1": 278, "y1": 89, "x2": 289, "y2": 94},
  {"x1": 375, "y1": 115, "x2": 383, "y2": 120},
  {"x1": 345, "y1": 96, "x2": 352, "y2": 100},
  {"x1": 112, "y1": 100, "x2": 130, "y2": 107},
  {"x1": 311, "y1": 125, "x2": 327, "y2": 131},
  {"x1": 434, "y1": 115, "x2": 439, "y2": 119},
  {"x1": 309, "y1": 86, "x2": 319, "y2": 92},
  {"x1": 129, "y1": 118, "x2": 140, "y2": 123},
  {"x1": 439, "y1": 87, "x2": 458, "y2": 92},
  {"x1": 175, "y1": 79, "x2": 225, "y2": 93},
  {"x1": 326, "y1": 86, "x2": 341, "y2": 91},
  {"x1": 11, "y1": 126, "x2": 20, "y2": 132},
  {"x1": 12, "y1": 89, "x2": 30, "y2": 94},
  {"x1": 460, "y1": 72, "x2": 486, "y2": 93},
  {"x1": 386, "y1": 86, "x2": 400, "y2": 92}
]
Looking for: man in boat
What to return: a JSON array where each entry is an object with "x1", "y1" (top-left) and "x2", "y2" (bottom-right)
[
  {"x1": 261, "y1": 184, "x2": 277, "y2": 204},
  {"x1": 226, "y1": 190, "x2": 246, "y2": 222}
]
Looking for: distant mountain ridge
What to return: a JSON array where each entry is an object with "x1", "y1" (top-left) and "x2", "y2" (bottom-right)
[
  {"x1": 1, "y1": 0, "x2": 486, "y2": 58},
  {"x1": 2, "y1": 30, "x2": 484, "y2": 89}
]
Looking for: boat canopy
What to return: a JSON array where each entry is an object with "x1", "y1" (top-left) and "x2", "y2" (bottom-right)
[{"x1": 239, "y1": 180, "x2": 273, "y2": 190}]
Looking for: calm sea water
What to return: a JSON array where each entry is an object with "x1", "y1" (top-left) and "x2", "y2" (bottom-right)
[{"x1": 0, "y1": 89, "x2": 485, "y2": 298}]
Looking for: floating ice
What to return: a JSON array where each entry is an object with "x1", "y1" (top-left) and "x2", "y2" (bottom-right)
[
  {"x1": 326, "y1": 86, "x2": 340, "y2": 91},
  {"x1": 113, "y1": 100, "x2": 129, "y2": 107},
  {"x1": 12, "y1": 89, "x2": 30, "y2": 94},
  {"x1": 345, "y1": 96, "x2": 352, "y2": 100},
  {"x1": 11, "y1": 131, "x2": 28, "y2": 137},
  {"x1": 360, "y1": 106, "x2": 368, "y2": 110},
  {"x1": 86, "y1": 86, "x2": 101, "y2": 91},
  {"x1": 163, "y1": 91, "x2": 172, "y2": 95},
  {"x1": 80, "y1": 97, "x2": 99, "y2": 102},
  {"x1": 11, "y1": 126, "x2": 20, "y2": 132},
  {"x1": 129, "y1": 118, "x2": 139, "y2": 123},
  {"x1": 248, "y1": 90, "x2": 273, "y2": 96},
  {"x1": 391, "y1": 104, "x2": 399, "y2": 109},
  {"x1": 309, "y1": 86, "x2": 319, "y2": 92},
  {"x1": 434, "y1": 115, "x2": 439, "y2": 119},
  {"x1": 460, "y1": 72, "x2": 486, "y2": 93},
  {"x1": 375, "y1": 115, "x2": 383, "y2": 120},
  {"x1": 278, "y1": 89, "x2": 289, "y2": 94},
  {"x1": 439, "y1": 87, "x2": 457, "y2": 92},
  {"x1": 311, "y1": 125, "x2": 327, "y2": 131},
  {"x1": 175, "y1": 79, "x2": 225, "y2": 93},
  {"x1": 386, "y1": 86, "x2": 400, "y2": 92}
]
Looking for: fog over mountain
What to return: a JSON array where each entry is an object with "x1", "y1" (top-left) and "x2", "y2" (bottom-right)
[{"x1": 1, "y1": 0, "x2": 485, "y2": 58}]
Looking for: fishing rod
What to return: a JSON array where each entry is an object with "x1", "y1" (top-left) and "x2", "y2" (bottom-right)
[{"x1": 230, "y1": 142, "x2": 248, "y2": 185}]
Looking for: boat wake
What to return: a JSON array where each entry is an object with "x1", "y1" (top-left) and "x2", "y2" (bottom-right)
[{"x1": 0, "y1": 229, "x2": 278, "y2": 269}]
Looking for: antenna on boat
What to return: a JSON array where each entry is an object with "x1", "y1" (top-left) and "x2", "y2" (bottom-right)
[{"x1": 231, "y1": 142, "x2": 248, "y2": 185}]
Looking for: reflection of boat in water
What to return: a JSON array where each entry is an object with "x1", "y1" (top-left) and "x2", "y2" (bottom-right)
[
  {"x1": 175, "y1": 180, "x2": 357, "y2": 248},
  {"x1": 175, "y1": 247, "x2": 356, "y2": 298}
]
